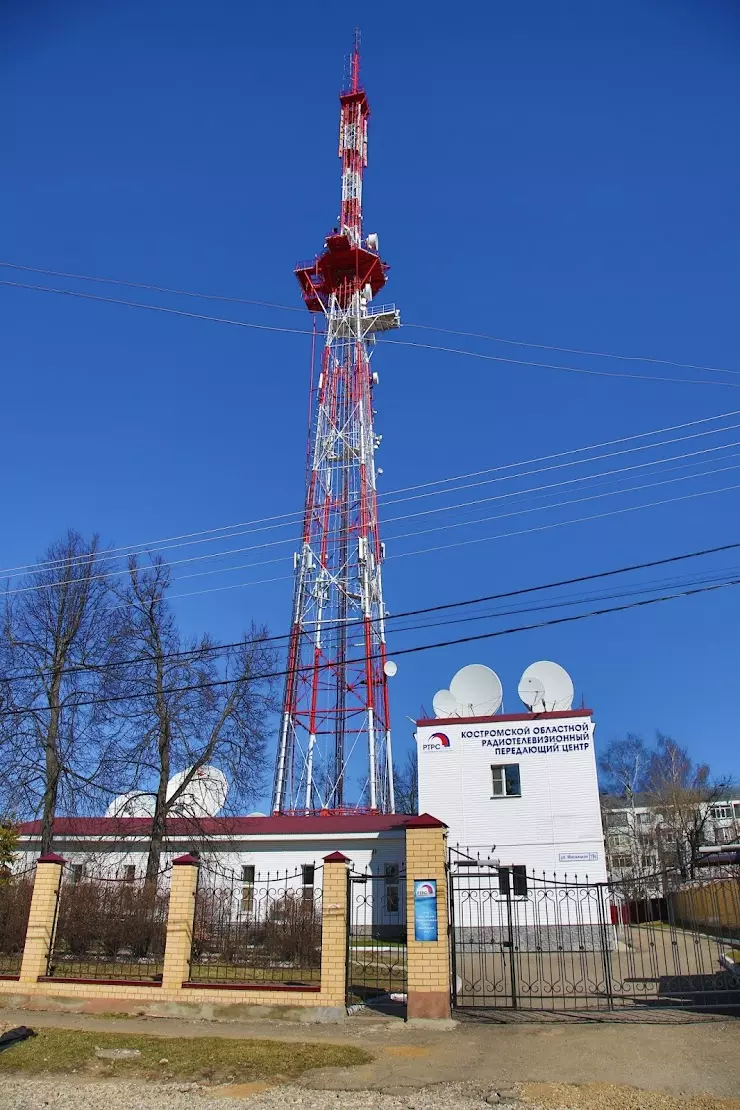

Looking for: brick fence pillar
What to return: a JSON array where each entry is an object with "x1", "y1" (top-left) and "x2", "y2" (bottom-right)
[
  {"x1": 320, "y1": 851, "x2": 350, "y2": 1007},
  {"x1": 405, "y1": 815, "x2": 451, "y2": 1019},
  {"x1": 162, "y1": 853, "x2": 200, "y2": 990},
  {"x1": 19, "y1": 853, "x2": 66, "y2": 984}
]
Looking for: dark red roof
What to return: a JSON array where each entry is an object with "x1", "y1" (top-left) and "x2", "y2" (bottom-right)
[
  {"x1": 17, "y1": 813, "x2": 415, "y2": 839},
  {"x1": 417, "y1": 708, "x2": 593, "y2": 726}
]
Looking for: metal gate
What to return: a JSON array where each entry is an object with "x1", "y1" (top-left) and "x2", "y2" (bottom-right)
[
  {"x1": 346, "y1": 869, "x2": 407, "y2": 1009},
  {"x1": 449, "y1": 857, "x2": 740, "y2": 1014}
]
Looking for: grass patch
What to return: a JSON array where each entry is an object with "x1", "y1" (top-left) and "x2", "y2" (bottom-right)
[{"x1": 0, "y1": 1028, "x2": 372, "y2": 1084}]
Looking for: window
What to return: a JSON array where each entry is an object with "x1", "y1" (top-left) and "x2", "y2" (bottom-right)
[
  {"x1": 498, "y1": 866, "x2": 527, "y2": 897},
  {"x1": 491, "y1": 764, "x2": 521, "y2": 798},
  {"x1": 734, "y1": 804, "x2": 740, "y2": 820},
  {"x1": 302, "y1": 863, "x2": 315, "y2": 901},
  {"x1": 636, "y1": 812, "x2": 652, "y2": 825},
  {"x1": 385, "y1": 863, "x2": 400, "y2": 914},
  {"x1": 710, "y1": 805, "x2": 733, "y2": 820},
  {"x1": 611, "y1": 855, "x2": 633, "y2": 869},
  {"x1": 606, "y1": 811, "x2": 629, "y2": 829},
  {"x1": 120, "y1": 864, "x2": 136, "y2": 883},
  {"x1": 715, "y1": 826, "x2": 735, "y2": 844},
  {"x1": 69, "y1": 864, "x2": 83, "y2": 886},
  {"x1": 241, "y1": 864, "x2": 255, "y2": 912}
]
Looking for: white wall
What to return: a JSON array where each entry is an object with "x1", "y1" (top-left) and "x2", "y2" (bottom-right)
[{"x1": 417, "y1": 712, "x2": 607, "y2": 884}]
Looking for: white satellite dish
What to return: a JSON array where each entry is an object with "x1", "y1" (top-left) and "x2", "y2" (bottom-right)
[
  {"x1": 105, "y1": 792, "x2": 155, "y2": 819},
  {"x1": 166, "y1": 765, "x2": 229, "y2": 817},
  {"x1": 432, "y1": 689, "x2": 458, "y2": 719},
  {"x1": 449, "y1": 664, "x2": 503, "y2": 717},
  {"x1": 384, "y1": 660, "x2": 398, "y2": 677},
  {"x1": 518, "y1": 673, "x2": 546, "y2": 712},
  {"x1": 247, "y1": 811, "x2": 267, "y2": 817},
  {"x1": 519, "y1": 661, "x2": 574, "y2": 712}
]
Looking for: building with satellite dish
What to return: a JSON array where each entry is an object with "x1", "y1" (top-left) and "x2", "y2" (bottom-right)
[{"x1": 417, "y1": 660, "x2": 607, "y2": 884}]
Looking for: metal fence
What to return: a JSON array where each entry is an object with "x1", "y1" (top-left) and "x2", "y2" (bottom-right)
[
  {"x1": 450, "y1": 858, "x2": 740, "y2": 1014},
  {"x1": 48, "y1": 871, "x2": 169, "y2": 982},
  {"x1": 0, "y1": 866, "x2": 35, "y2": 977},
  {"x1": 189, "y1": 865, "x2": 323, "y2": 986},
  {"x1": 346, "y1": 869, "x2": 407, "y2": 1008}
]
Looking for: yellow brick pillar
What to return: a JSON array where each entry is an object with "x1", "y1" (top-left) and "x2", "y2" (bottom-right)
[
  {"x1": 19, "y1": 853, "x2": 66, "y2": 984},
  {"x1": 405, "y1": 815, "x2": 451, "y2": 1020},
  {"x1": 319, "y1": 851, "x2": 350, "y2": 1007},
  {"x1": 162, "y1": 853, "x2": 200, "y2": 990}
]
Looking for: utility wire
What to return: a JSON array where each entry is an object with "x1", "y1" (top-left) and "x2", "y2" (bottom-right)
[
  {"x1": 3, "y1": 574, "x2": 740, "y2": 716},
  {"x1": 5, "y1": 408, "x2": 740, "y2": 580},
  {"x1": 4, "y1": 539, "x2": 740, "y2": 684},
  {"x1": 379, "y1": 337, "x2": 740, "y2": 389},
  {"x1": 5, "y1": 451, "x2": 740, "y2": 600},
  {"x1": 2, "y1": 277, "x2": 737, "y2": 390},
  {"x1": 2, "y1": 259, "x2": 737, "y2": 377}
]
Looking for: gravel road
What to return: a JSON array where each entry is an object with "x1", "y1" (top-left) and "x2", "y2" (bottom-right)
[
  {"x1": 0, "y1": 1078, "x2": 499, "y2": 1110},
  {"x1": 2, "y1": 1078, "x2": 739, "y2": 1110}
]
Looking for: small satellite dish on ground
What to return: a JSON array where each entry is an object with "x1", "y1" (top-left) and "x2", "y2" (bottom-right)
[
  {"x1": 519, "y1": 661, "x2": 574, "y2": 712},
  {"x1": 433, "y1": 689, "x2": 458, "y2": 718},
  {"x1": 105, "y1": 792, "x2": 155, "y2": 819},
  {"x1": 166, "y1": 765, "x2": 229, "y2": 817},
  {"x1": 449, "y1": 664, "x2": 503, "y2": 717}
]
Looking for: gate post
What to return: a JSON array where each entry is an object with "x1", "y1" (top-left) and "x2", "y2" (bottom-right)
[
  {"x1": 320, "y1": 852, "x2": 350, "y2": 1007},
  {"x1": 162, "y1": 853, "x2": 200, "y2": 990},
  {"x1": 405, "y1": 815, "x2": 451, "y2": 1020},
  {"x1": 19, "y1": 854, "x2": 65, "y2": 984}
]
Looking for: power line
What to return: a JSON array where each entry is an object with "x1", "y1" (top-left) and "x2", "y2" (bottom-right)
[
  {"x1": 380, "y1": 337, "x2": 740, "y2": 389},
  {"x1": 5, "y1": 451, "x2": 740, "y2": 600},
  {"x1": 3, "y1": 571, "x2": 739, "y2": 716},
  {"x1": 0, "y1": 279, "x2": 313, "y2": 337},
  {"x1": 3, "y1": 259, "x2": 738, "y2": 377},
  {"x1": 5, "y1": 408, "x2": 740, "y2": 580},
  {"x1": 3, "y1": 276, "x2": 738, "y2": 390},
  {"x1": 403, "y1": 322, "x2": 740, "y2": 377},
  {"x1": 3, "y1": 538, "x2": 739, "y2": 684}
]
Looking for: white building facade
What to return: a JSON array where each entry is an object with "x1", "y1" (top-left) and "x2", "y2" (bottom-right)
[{"x1": 417, "y1": 708, "x2": 607, "y2": 883}]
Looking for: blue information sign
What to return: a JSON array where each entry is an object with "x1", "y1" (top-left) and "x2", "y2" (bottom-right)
[{"x1": 413, "y1": 879, "x2": 438, "y2": 942}]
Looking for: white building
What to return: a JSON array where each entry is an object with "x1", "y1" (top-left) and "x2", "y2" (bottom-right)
[{"x1": 416, "y1": 707, "x2": 607, "y2": 884}]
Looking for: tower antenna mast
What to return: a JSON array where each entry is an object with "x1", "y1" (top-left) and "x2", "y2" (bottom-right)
[{"x1": 272, "y1": 36, "x2": 400, "y2": 814}]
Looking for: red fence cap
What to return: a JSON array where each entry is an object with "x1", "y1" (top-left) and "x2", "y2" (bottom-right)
[
  {"x1": 404, "y1": 813, "x2": 447, "y2": 829},
  {"x1": 172, "y1": 853, "x2": 201, "y2": 866},
  {"x1": 323, "y1": 851, "x2": 350, "y2": 863},
  {"x1": 37, "y1": 852, "x2": 66, "y2": 864}
]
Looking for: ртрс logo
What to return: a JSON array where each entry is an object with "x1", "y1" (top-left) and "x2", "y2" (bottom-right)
[{"x1": 422, "y1": 732, "x2": 451, "y2": 751}]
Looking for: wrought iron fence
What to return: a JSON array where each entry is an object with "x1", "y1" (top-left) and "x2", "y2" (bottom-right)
[
  {"x1": 450, "y1": 858, "x2": 740, "y2": 1014},
  {"x1": 189, "y1": 864, "x2": 322, "y2": 986},
  {"x1": 346, "y1": 869, "x2": 407, "y2": 1007},
  {"x1": 48, "y1": 870, "x2": 169, "y2": 981},
  {"x1": 0, "y1": 866, "x2": 35, "y2": 977}
]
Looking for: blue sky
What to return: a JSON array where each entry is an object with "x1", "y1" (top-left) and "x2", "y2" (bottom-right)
[{"x1": 2, "y1": 1, "x2": 739, "y2": 801}]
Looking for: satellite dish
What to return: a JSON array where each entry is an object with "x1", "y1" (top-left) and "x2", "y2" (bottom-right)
[
  {"x1": 518, "y1": 673, "x2": 546, "y2": 712},
  {"x1": 519, "y1": 661, "x2": 574, "y2": 712},
  {"x1": 384, "y1": 660, "x2": 398, "y2": 677},
  {"x1": 433, "y1": 689, "x2": 458, "y2": 719},
  {"x1": 166, "y1": 765, "x2": 229, "y2": 817},
  {"x1": 105, "y1": 792, "x2": 155, "y2": 819},
  {"x1": 449, "y1": 664, "x2": 503, "y2": 717},
  {"x1": 247, "y1": 811, "x2": 267, "y2": 817}
]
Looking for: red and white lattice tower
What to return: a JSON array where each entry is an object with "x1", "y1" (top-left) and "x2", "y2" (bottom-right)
[{"x1": 272, "y1": 37, "x2": 400, "y2": 814}]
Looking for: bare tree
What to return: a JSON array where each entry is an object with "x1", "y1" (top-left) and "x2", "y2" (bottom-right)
[
  {"x1": 0, "y1": 531, "x2": 119, "y2": 853},
  {"x1": 598, "y1": 733, "x2": 650, "y2": 801},
  {"x1": 115, "y1": 556, "x2": 278, "y2": 881},
  {"x1": 645, "y1": 732, "x2": 729, "y2": 878},
  {"x1": 393, "y1": 747, "x2": 418, "y2": 815}
]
